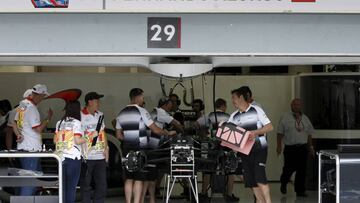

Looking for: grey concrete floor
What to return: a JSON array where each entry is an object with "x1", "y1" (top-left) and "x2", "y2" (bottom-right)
[{"x1": 100, "y1": 183, "x2": 318, "y2": 203}]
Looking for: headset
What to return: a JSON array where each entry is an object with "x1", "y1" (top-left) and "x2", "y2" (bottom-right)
[
  {"x1": 192, "y1": 99, "x2": 205, "y2": 111},
  {"x1": 158, "y1": 97, "x2": 172, "y2": 107}
]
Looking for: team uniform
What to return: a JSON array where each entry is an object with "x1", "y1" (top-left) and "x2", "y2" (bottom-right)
[
  {"x1": 207, "y1": 111, "x2": 230, "y2": 137},
  {"x1": 149, "y1": 107, "x2": 173, "y2": 148},
  {"x1": 14, "y1": 98, "x2": 43, "y2": 195},
  {"x1": 148, "y1": 107, "x2": 175, "y2": 180},
  {"x1": 15, "y1": 99, "x2": 42, "y2": 151},
  {"x1": 227, "y1": 104, "x2": 271, "y2": 188},
  {"x1": 80, "y1": 108, "x2": 107, "y2": 203},
  {"x1": 54, "y1": 117, "x2": 83, "y2": 203},
  {"x1": 116, "y1": 104, "x2": 154, "y2": 181}
]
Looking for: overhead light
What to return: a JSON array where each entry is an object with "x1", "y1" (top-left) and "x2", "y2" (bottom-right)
[{"x1": 149, "y1": 63, "x2": 213, "y2": 78}]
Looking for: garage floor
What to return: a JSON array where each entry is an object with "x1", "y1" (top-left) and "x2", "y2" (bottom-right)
[{"x1": 100, "y1": 183, "x2": 318, "y2": 203}]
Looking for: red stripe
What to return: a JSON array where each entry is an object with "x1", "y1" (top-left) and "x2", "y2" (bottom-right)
[
  {"x1": 292, "y1": 0, "x2": 316, "y2": 2},
  {"x1": 74, "y1": 133, "x2": 82, "y2": 137},
  {"x1": 31, "y1": 0, "x2": 37, "y2": 7},
  {"x1": 178, "y1": 18, "x2": 181, "y2": 48},
  {"x1": 32, "y1": 124, "x2": 41, "y2": 129},
  {"x1": 50, "y1": 0, "x2": 59, "y2": 6}
]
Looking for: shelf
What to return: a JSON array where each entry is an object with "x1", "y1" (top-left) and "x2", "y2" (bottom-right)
[
  {"x1": 0, "y1": 178, "x2": 59, "y2": 187},
  {"x1": 0, "y1": 175, "x2": 58, "y2": 178}
]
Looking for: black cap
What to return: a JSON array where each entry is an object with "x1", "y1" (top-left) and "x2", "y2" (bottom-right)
[{"x1": 85, "y1": 92, "x2": 104, "y2": 103}]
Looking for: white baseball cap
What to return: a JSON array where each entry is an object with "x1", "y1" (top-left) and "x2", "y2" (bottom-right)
[
  {"x1": 32, "y1": 84, "x2": 49, "y2": 96},
  {"x1": 23, "y1": 89, "x2": 33, "y2": 98}
]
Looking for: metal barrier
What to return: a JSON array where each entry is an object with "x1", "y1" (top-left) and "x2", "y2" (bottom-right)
[{"x1": 0, "y1": 152, "x2": 62, "y2": 203}]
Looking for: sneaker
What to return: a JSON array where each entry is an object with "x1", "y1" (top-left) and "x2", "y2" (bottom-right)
[
  {"x1": 280, "y1": 183, "x2": 287, "y2": 194},
  {"x1": 224, "y1": 194, "x2": 239, "y2": 202}
]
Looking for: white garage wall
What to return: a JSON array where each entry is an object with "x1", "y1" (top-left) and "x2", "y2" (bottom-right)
[{"x1": 0, "y1": 73, "x2": 294, "y2": 181}]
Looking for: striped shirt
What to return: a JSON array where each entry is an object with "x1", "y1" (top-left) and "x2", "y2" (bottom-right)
[{"x1": 116, "y1": 104, "x2": 154, "y2": 149}]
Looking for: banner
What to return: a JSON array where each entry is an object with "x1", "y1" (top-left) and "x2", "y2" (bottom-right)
[
  {"x1": 1, "y1": 0, "x2": 360, "y2": 13},
  {"x1": 0, "y1": 0, "x2": 102, "y2": 11}
]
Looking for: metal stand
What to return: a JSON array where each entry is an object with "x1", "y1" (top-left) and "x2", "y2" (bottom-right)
[
  {"x1": 318, "y1": 149, "x2": 360, "y2": 203},
  {"x1": 318, "y1": 151, "x2": 339, "y2": 203},
  {"x1": 164, "y1": 143, "x2": 198, "y2": 203}
]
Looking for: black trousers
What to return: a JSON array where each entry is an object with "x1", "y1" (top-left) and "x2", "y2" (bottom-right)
[
  {"x1": 280, "y1": 144, "x2": 308, "y2": 194},
  {"x1": 80, "y1": 159, "x2": 107, "y2": 203}
]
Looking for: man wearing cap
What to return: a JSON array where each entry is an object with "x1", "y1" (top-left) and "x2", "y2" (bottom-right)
[
  {"x1": 80, "y1": 92, "x2": 108, "y2": 203},
  {"x1": 116, "y1": 88, "x2": 176, "y2": 203},
  {"x1": 14, "y1": 84, "x2": 53, "y2": 196}
]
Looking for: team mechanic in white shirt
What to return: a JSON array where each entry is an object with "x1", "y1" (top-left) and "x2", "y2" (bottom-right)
[
  {"x1": 227, "y1": 86, "x2": 273, "y2": 203},
  {"x1": 144, "y1": 97, "x2": 183, "y2": 203},
  {"x1": 14, "y1": 84, "x2": 53, "y2": 196},
  {"x1": 116, "y1": 88, "x2": 176, "y2": 203},
  {"x1": 80, "y1": 92, "x2": 108, "y2": 203}
]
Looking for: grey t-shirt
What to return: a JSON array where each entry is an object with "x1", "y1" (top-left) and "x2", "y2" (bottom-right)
[{"x1": 277, "y1": 112, "x2": 315, "y2": 145}]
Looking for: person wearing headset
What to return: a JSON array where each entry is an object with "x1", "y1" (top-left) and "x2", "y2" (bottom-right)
[
  {"x1": 143, "y1": 97, "x2": 184, "y2": 202},
  {"x1": 193, "y1": 99, "x2": 208, "y2": 137},
  {"x1": 277, "y1": 98, "x2": 315, "y2": 197},
  {"x1": 169, "y1": 93, "x2": 184, "y2": 125}
]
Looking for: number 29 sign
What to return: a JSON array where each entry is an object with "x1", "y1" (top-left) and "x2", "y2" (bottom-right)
[{"x1": 147, "y1": 17, "x2": 181, "y2": 49}]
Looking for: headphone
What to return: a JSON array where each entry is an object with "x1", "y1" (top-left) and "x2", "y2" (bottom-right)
[
  {"x1": 158, "y1": 97, "x2": 172, "y2": 107},
  {"x1": 192, "y1": 99, "x2": 205, "y2": 111}
]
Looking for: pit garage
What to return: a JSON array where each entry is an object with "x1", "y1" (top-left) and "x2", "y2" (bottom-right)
[{"x1": 1, "y1": 1, "x2": 360, "y2": 203}]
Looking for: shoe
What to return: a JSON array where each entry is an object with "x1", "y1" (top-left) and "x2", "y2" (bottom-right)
[
  {"x1": 280, "y1": 183, "x2": 287, "y2": 194},
  {"x1": 296, "y1": 193, "x2": 308, "y2": 197},
  {"x1": 224, "y1": 194, "x2": 239, "y2": 202}
]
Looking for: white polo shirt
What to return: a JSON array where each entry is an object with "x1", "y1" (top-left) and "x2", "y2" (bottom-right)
[
  {"x1": 277, "y1": 112, "x2": 315, "y2": 145},
  {"x1": 81, "y1": 108, "x2": 106, "y2": 160},
  {"x1": 15, "y1": 99, "x2": 42, "y2": 151},
  {"x1": 152, "y1": 107, "x2": 174, "y2": 129}
]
